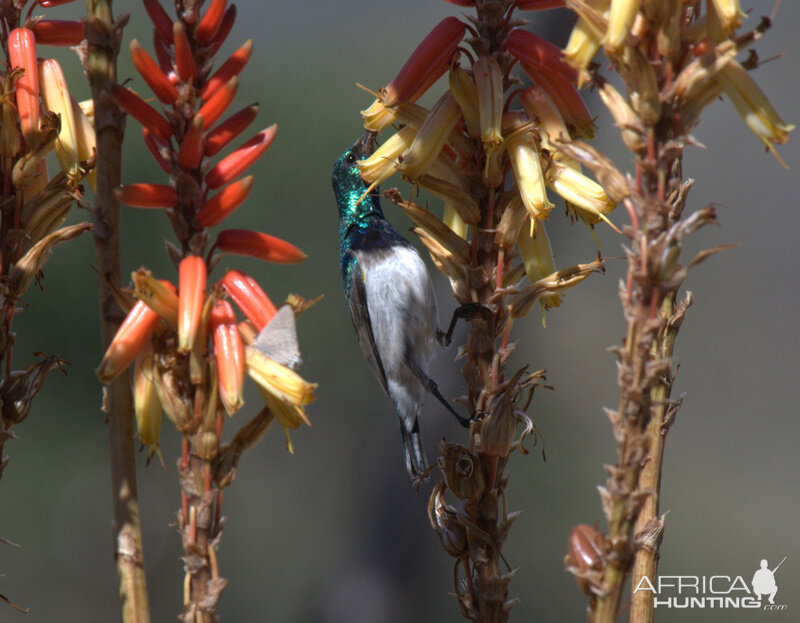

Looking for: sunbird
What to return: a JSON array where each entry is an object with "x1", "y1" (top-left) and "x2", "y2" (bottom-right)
[{"x1": 332, "y1": 131, "x2": 469, "y2": 483}]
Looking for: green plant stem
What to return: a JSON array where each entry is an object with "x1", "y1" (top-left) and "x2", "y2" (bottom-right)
[{"x1": 85, "y1": 1, "x2": 151, "y2": 621}]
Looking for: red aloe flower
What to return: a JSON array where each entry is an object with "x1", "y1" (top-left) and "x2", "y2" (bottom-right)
[
  {"x1": 195, "y1": 0, "x2": 228, "y2": 42},
  {"x1": 97, "y1": 300, "x2": 162, "y2": 383},
  {"x1": 381, "y1": 17, "x2": 465, "y2": 107},
  {"x1": 204, "y1": 104, "x2": 259, "y2": 157},
  {"x1": 111, "y1": 83, "x2": 173, "y2": 142},
  {"x1": 198, "y1": 76, "x2": 238, "y2": 130},
  {"x1": 200, "y1": 39, "x2": 253, "y2": 101},
  {"x1": 177, "y1": 115, "x2": 205, "y2": 169},
  {"x1": 130, "y1": 38, "x2": 179, "y2": 105},
  {"x1": 205, "y1": 126, "x2": 277, "y2": 189},
  {"x1": 31, "y1": 20, "x2": 85, "y2": 46},
  {"x1": 8, "y1": 28, "x2": 40, "y2": 145},
  {"x1": 196, "y1": 176, "x2": 254, "y2": 227},
  {"x1": 221, "y1": 269, "x2": 276, "y2": 331},
  {"x1": 505, "y1": 28, "x2": 578, "y2": 84},
  {"x1": 117, "y1": 183, "x2": 178, "y2": 208},
  {"x1": 215, "y1": 229, "x2": 307, "y2": 264},
  {"x1": 173, "y1": 21, "x2": 197, "y2": 82},
  {"x1": 143, "y1": 0, "x2": 174, "y2": 44},
  {"x1": 209, "y1": 299, "x2": 245, "y2": 415}
]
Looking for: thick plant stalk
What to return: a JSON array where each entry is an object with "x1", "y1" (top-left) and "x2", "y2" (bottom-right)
[
  {"x1": 85, "y1": 1, "x2": 151, "y2": 621},
  {"x1": 559, "y1": 3, "x2": 792, "y2": 622},
  {"x1": 358, "y1": 2, "x2": 611, "y2": 619}
]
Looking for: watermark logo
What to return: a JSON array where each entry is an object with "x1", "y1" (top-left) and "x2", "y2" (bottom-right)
[{"x1": 633, "y1": 556, "x2": 788, "y2": 611}]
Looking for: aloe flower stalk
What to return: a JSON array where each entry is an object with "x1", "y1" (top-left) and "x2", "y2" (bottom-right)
[{"x1": 96, "y1": 1, "x2": 317, "y2": 619}]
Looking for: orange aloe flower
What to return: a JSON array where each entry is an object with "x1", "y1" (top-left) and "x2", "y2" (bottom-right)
[
  {"x1": 210, "y1": 300, "x2": 245, "y2": 415},
  {"x1": 8, "y1": 28, "x2": 40, "y2": 145},
  {"x1": 178, "y1": 255, "x2": 207, "y2": 352},
  {"x1": 97, "y1": 300, "x2": 162, "y2": 383},
  {"x1": 221, "y1": 269, "x2": 276, "y2": 330}
]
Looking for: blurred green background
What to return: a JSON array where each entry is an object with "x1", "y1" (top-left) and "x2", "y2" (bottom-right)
[{"x1": 1, "y1": 1, "x2": 798, "y2": 621}]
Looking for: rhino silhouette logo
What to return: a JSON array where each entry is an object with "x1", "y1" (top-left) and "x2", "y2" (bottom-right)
[{"x1": 751, "y1": 557, "x2": 786, "y2": 604}]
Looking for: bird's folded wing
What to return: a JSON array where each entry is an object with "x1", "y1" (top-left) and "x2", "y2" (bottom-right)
[{"x1": 345, "y1": 249, "x2": 389, "y2": 395}]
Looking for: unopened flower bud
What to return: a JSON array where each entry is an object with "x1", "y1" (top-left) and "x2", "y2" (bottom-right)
[{"x1": 381, "y1": 17, "x2": 465, "y2": 107}]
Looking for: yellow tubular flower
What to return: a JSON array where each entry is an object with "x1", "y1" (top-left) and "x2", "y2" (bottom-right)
[
  {"x1": 517, "y1": 218, "x2": 561, "y2": 312},
  {"x1": 246, "y1": 346, "x2": 316, "y2": 409},
  {"x1": 358, "y1": 125, "x2": 416, "y2": 185},
  {"x1": 473, "y1": 55, "x2": 504, "y2": 182},
  {"x1": 133, "y1": 269, "x2": 179, "y2": 328},
  {"x1": 443, "y1": 204, "x2": 469, "y2": 240},
  {"x1": 716, "y1": 61, "x2": 794, "y2": 153},
  {"x1": 133, "y1": 346, "x2": 163, "y2": 458},
  {"x1": 449, "y1": 62, "x2": 481, "y2": 138},
  {"x1": 38, "y1": 59, "x2": 80, "y2": 176},
  {"x1": 710, "y1": 0, "x2": 745, "y2": 33},
  {"x1": 604, "y1": 0, "x2": 641, "y2": 57},
  {"x1": 503, "y1": 111, "x2": 553, "y2": 223},
  {"x1": 361, "y1": 98, "x2": 397, "y2": 133},
  {"x1": 70, "y1": 96, "x2": 97, "y2": 191},
  {"x1": 401, "y1": 90, "x2": 462, "y2": 181},
  {"x1": 546, "y1": 161, "x2": 615, "y2": 222}
]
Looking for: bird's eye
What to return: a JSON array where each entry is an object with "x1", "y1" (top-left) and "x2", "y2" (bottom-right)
[{"x1": 346, "y1": 152, "x2": 357, "y2": 164}]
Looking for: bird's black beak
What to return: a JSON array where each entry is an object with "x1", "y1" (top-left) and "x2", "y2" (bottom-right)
[{"x1": 355, "y1": 129, "x2": 377, "y2": 158}]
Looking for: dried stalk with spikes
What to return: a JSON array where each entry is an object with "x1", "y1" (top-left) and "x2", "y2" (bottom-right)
[
  {"x1": 0, "y1": 1, "x2": 96, "y2": 616},
  {"x1": 357, "y1": 1, "x2": 619, "y2": 620},
  {"x1": 558, "y1": 2, "x2": 792, "y2": 622}
]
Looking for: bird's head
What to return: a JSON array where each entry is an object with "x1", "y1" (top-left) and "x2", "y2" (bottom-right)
[{"x1": 332, "y1": 130, "x2": 377, "y2": 206}]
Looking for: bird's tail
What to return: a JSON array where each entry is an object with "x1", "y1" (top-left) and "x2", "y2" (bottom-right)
[{"x1": 399, "y1": 417, "x2": 429, "y2": 484}]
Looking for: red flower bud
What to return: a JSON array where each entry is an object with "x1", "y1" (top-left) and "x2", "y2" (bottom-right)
[
  {"x1": 111, "y1": 83, "x2": 173, "y2": 143},
  {"x1": 200, "y1": 39, "x2": 253, "y2": 101},
  {"x1": 382, "y1": 17, "x2": 465, "y2": 107},
  {"x1": 205, "y1": 126, "x2": 277, "y2": 189},
  {"x1": 195, "y1": 0, "x2": 228, "y2": 42},
  {"x1": 117, "y1": 183, "x2": 178, "y2": 208},
  {"x1": 209, "y1": 300, "x2": 245, "y2": 415},
  {"x1": 221, "y1": 269, "x2": 276, "y2": 330},
  {"x1": 178, "y1": 255, "x2": 207, "y2": 353},
  {"x1": 32, "y1": 20, "x2": 85, "y2": 46},
  {"x1": 173, "y1": 21, "x2": 197, "y2": 82},
  {"x1": 215, "y1": 229, "x2": 307, "y2": 264},
  {"x1": 177, "y1": 114, "x2": 205, "y2": 169},
  {"x1": 204, "y1": 104, "x2": 259, "y2": 157},
  {"x1": 142, "y1": 128, "x2": 171, "y2": 174},
  {"x1": 196, "y1": 176, "x2": 254, "y2": 227},
  {"x1": 206, "y1": 5, "x2": 236, "y2": 56},
  {"x1": 97, "y1": 300, "x2": 161, "y2": 383},
  {"x1": 143, "y1": 0, "x2": 174, "y2": 44},
  {"x1": 197, "y1": 76, "x2": 238, "y2": 130},
  {"x1": 130, "y1": 39, "x2": 179, "y2": 105},
  {"x1": 8, "y1": 28, "x2": 40, "y2": 146},
  {"x1": 505, "y1": 28, "x2": 578, "y2": 84}
]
